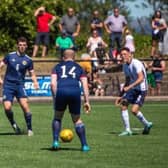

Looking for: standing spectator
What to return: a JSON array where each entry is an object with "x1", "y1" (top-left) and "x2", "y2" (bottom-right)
[
  {"x1": 58, "y1": 7, "x2": 80, "y2": 47},
  {"x1": 32, "y1": 6, "x2": 56, "y2": 57},
  {"x1": 90, "y1": 10, "x2": 103, "y2": 37},
  {"x1": 51, "y1": 49, "x2": 91, "y2": 151},
  {"x1": 115, "y1": 47, "x2": 152, "y2": 136},
  {"x1": 0, "y1": 37, "x2": 39, "y2": 136},
  {"x1": 55, "y1": 30, "x2": 74, "y2": 58},
  {"x1": 148, "y1": 52, "x2": 166, "y2": 95},
  {"x1": 104, "y1": 7, "x2": 127, "y2": 59},
  {"x1": 150, "y1": 10, "x2": 167, "y2": 57},
  {"x1": 124, "y1": 29, "x2": 135, "y2": 54}
]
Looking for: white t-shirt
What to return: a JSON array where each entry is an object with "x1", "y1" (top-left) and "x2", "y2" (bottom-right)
[{"x1": 123, "y1": 58, "x2": 148, "y2": 91}]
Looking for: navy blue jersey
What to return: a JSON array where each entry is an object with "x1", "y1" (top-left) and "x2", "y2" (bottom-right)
[
  {"x1": 3, "y1": 52, "x2": 33, "y2": 85},
  {"x1": 52, "y1": 60, "x2": 86, "y2": 89}
]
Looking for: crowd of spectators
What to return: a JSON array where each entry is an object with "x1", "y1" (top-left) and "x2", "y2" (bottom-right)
[{"x1": 31, "y1": 6, "x2": 167, "y2": 96}]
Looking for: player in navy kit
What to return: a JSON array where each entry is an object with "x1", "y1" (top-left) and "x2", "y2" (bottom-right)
[
  {"x1": 0, "y1": 37, "x2": 39, "y2": 136},
  {"x1": 115, "y1": 47, "x2": 153, "y2": 136},
  {"x1": 51, "y1": 49, "x2": 91, "y2": 151}
]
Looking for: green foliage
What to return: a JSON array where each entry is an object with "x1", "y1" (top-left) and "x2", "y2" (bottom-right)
[
  {"x1": 134, "y1": 33, "x2": 151, "y2": 58},
  {"x1": 0, "y1": 0, "x2": 166, "y2": 57}
]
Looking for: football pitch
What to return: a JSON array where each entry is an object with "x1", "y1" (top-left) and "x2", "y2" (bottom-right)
[{"x1": 0, "y1": 101, "x2": 167, "y2": 168}]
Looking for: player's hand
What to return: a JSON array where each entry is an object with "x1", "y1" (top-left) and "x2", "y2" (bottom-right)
[
  {"x1": 83, "y1": 102, "x2": 91, "y2": 114},
  {"x1": 33, "y1": 82, "x2": 39, "y2": 90},
  {"x1": 123, "y1": 86, "x2": 131, "y2": 92},
  {"x1": 115, "y1": 97, "x2": 122, "y2": 107},
  {"x1": 0, "y1": 78, "x2": 3, "y2": 85}
]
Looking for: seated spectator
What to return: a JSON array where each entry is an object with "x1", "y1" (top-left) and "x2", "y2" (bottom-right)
[
  {"x1": 91, "y1": 72, "x2": 105, "y2": 96},
  {"x1": 79, "y1": 53, "x2": 92, "y2": 94},
  {"x1": 86, "y1": 30, "x2": 107, "y2": 56},
  {"x1": 93, "y1": 42, "x2": 110, "y2": 71},
  {"x1": 55, "y1": 30, "x2": 74, "y2": 58},
  {"x1": 148, "y1": 52, "x2": 166, "y2": 95}
]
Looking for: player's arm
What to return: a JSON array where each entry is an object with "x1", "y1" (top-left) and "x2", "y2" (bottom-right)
[
  {"x1": 115, "y1": 76, "x2": 130, "y2": 106},
  {"x1": 0, "y1": 60, "x2": 5, "y2": 85},
  {"x1": 29, "y1": 70, "x2": 39, "y2": 90},
  {"x1": 124, "y1": 71, "x2": 144, "y2": 92},
  {"x1": 80, "y1": 76, "x2": 91, "y2": 114},
  {"x1": 50, "y1": 73, "x2": 57, "y2": 98}
]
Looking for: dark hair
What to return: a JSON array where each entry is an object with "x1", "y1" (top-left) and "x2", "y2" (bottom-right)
[
  {"x1": 17, "y1": 37, "x2": 28, "y2": 44},
  {"x1": 121, "y1": 47, "x2": 130, "y2": 52},
  {"x1": 154, "y1": 10, "x2": 162, "y2": 19}
]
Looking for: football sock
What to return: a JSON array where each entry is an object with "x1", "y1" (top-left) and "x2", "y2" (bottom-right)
[
  {"x1": 52, "y1": 119, "x2": 61, "y2": 141},
  {"x1": 24, "y1": 112, "x2": 32, "y2": 130},
  {"x1": 121, "y1": 109, "x2": 131, "y2": 131},
  {"x1": 75, "y1": 123, "x2": 87, "y2": 146},
  {"x1": 136, "y1": 111, "x2": 149, "y2": 126},
  {"x1": 5, "y1": 110, "x2": 15, "y2": 126}
]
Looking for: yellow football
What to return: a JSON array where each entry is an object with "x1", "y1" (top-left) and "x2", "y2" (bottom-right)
[{"x1": 60, "y1": 129, "x2": 74, "y2": 142}]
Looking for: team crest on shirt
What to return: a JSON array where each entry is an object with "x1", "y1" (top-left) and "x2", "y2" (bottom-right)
[
  {"x1": 12, "y1": 58, "x2": 15, "y2": 62},
  {"x1": 22, "y1": 61, "x2": 27, "y2": 65}
]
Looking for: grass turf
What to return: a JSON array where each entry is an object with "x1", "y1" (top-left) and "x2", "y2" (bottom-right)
[{"x1": 0, "y1": 102, "x2": 167, "y2": 168}]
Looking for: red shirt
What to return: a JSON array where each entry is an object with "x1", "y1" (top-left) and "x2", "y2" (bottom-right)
[{"x1": 36, "y1": 12, "x2": 53, "y2": 32}]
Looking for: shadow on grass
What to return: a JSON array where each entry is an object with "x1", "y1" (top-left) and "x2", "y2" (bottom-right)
[
  {"x1": 41, "y1": 147, "x2": 81, "y2": 152},
  {"x1": 0, "y1": 131, "x2": 27, "y2": 136},
  {"x1": 108, "y1": 131, "x2": 140, "y2": 136}
]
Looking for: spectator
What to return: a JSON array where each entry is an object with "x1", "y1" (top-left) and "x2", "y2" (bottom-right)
[
  {"x1": 32, "y1": 6, "x2": 56, "y2": 57},
  {"x1": 86, "y1": 30, "x2": 107, "y2": 56},
  {"x1": 58, "y1": 7, "x2": 80, "y2": 47},
  {"x1": 104, "y1": 7, "x2": 127, "y2": 59},
  {"x1": 90, "y1": 10, "x2": 103, "y2": 37},
  {"x1": 123, "y1": 28, "x2": 135, "y2": 54},
  {"x1": 55, "y1": 30, "x2": 74, "y2": 58},
  {"x1": 150, "y1": 10, "x2": 167, "y2": 57},
  {"x1": 148, "y1": 52, "x2": 166, "y2": 95},
  {"x1": 92, "y1": 72, "x2": 105, "y2": 96},
  {"x1": 93, "y1": 42, "x2": 110, "y2": 71}
]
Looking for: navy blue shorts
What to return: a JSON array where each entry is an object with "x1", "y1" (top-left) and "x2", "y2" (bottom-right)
[
  {"x1": 3, "y1": 84, "x2": 27, "y2": 102},
  {"x1": 153, "y1": 71, "x2": 163, "y2": 83},
  {"x1": 54, "y1": 88, "x2": 81, "y2": 115},
  {"x1": 122, "y1": 89, "x2": 147, "y2": 106},
  {"x1": 35, "y1": 32, "x2": 50, "y2": 45}
]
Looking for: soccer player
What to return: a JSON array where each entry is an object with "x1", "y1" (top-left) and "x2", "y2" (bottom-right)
[
  {"x1": 0, "y1": 37, "x2": 39, "y2": 136},
  {"x1": 115, "y1": 47, "x2": 153, "y2": 136},
  {"x1": 51, "y1": 49, "x2": 91, "y2": 151}
]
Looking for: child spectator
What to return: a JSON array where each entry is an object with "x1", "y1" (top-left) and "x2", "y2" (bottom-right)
[{"x1": 124, "y1": 29, "x2": 135, "y2": 54}]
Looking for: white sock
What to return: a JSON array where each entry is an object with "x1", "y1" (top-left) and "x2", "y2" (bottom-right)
[
  {"x1": 121, "y1": 109, "x2": 131, "y2": 132},
  {"x1": 136, "y1": 111, "x2": 149, "y2": 126}
]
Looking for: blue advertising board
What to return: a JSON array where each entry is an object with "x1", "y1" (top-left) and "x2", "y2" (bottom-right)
[{"x1": 24, "y1": 76, "x2": 51, "y2": 96}]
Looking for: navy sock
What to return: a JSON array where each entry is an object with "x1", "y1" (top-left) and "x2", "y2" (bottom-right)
[
  {"x1": 75, "y1": 123, "x2": 87, "y2": 146},
  {"x1": 5, "y1": 110, "x2": 15, "y2": 126},
  {"x1": 24, "y1": 113, "x2": 32, "y2": 130},
  {"x1": 52, "y1": 119, "x2": 61, "y2": 142}
]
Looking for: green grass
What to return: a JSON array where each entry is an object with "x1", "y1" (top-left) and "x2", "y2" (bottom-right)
[{"x1": 0, "y1": 102, "x2": 167, "y2": 168}]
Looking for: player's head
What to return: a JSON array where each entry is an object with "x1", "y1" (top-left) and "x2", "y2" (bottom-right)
[
  {"x1": 120, "y1": 47, "x2": 132, "y2": 64},
  {"x1": 17, "y1": 37, "x2": 28, "y2": 55},
  {"x1": 63, "y1": 49, "x2": 75, "y2": 60}
]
